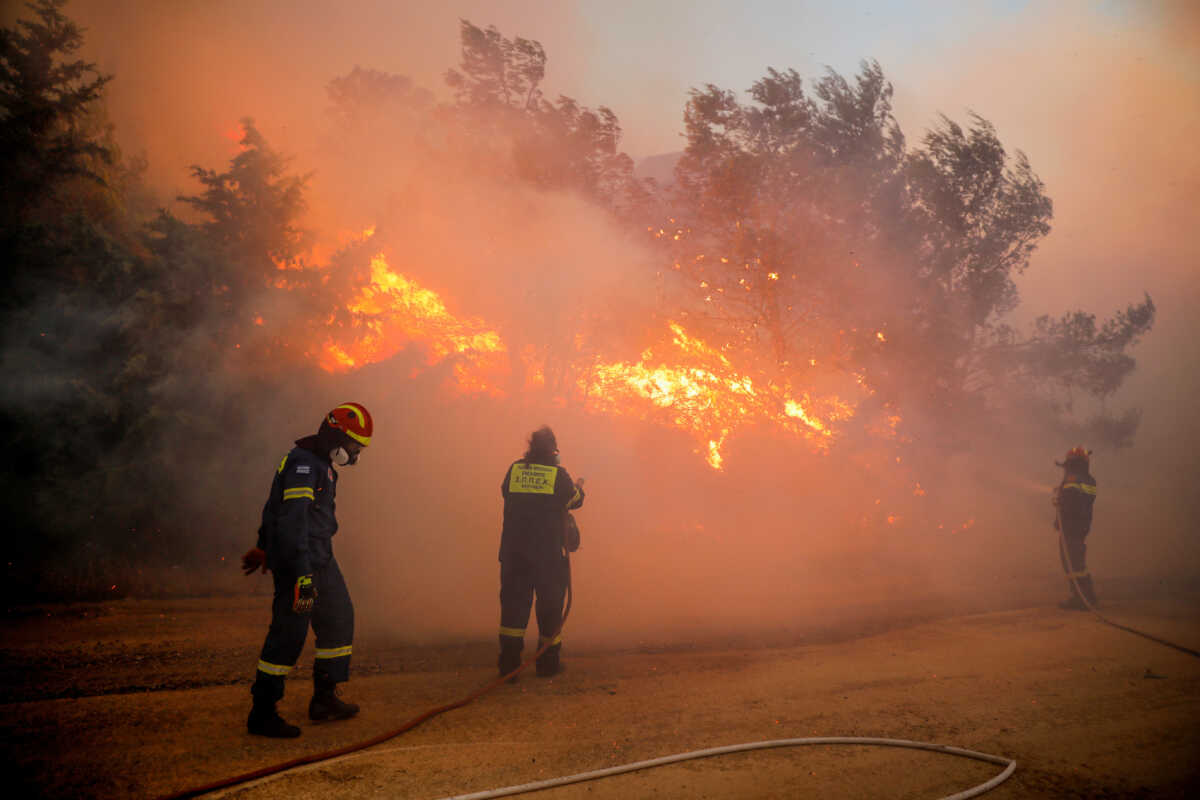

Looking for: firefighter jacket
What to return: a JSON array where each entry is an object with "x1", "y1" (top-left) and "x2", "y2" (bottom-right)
[
  {"x1": 256, "y1": 436, "x2": 339, "y2": 577},
  {"x1": 1057, "y1": 471, "x2": 1097, "y2": 536},
  {"x1": 500, "y1": 459, "x2": 584, "y2": 563}
]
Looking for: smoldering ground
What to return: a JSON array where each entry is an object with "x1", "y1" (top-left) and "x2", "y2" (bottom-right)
[{"x1": 40, "y1": 0, "x2": 1200, "y2": 647}]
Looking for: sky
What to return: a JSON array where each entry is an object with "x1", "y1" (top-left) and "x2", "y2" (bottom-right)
[
  {"x1": 30, "y1": 0, "x2": 1200, "y2": 634},
  {"x1": 59, "y1": 0, "x2": 1195, "y2": 307}
]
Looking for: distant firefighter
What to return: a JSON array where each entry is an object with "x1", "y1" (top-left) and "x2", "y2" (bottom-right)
[
  {"x1": 239, "y1": 403, "x2": 373, "y2": 738},
  {"x1": 1052, "y1": 446, "x2": 1098, "y2": 610},
  {"x1": 498, "y1": 426, "x2": 585, "y2": 679}
]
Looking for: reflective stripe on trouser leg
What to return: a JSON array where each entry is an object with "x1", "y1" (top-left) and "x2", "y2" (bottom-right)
[
  {"x1": 500, "y1": 557, "x2": 536, "y2": 638},
  {"x1": 500, "y1": 557, "x2": 536, "y2": 673},
  {"x1": 253, "y1": 571, "x2": 312, "y2": 702},
  {"x1": 1059, "y1": 530, "x2": 1090, "y2": 602},
  {"x1": 312, "y1": 557, "x2": 354, "y2": 684}
]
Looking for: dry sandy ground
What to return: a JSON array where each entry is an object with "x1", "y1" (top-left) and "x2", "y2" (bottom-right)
[{"x1": 2, "y1": 582, "x2": 1199, "y2": 800}]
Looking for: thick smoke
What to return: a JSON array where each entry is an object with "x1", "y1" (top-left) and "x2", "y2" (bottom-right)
[{"x1": 57, "y1": 0, "x2": 1199, "y2": 643}]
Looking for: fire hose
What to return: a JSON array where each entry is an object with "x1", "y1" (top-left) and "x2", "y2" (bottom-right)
[
  {"x1": 159, "y1": 548, "x2": 1020, "y2": 800},
  {"x1": 148, "y1": 505, "x2": 1191, "y2": 798},
  {"x1": 156, "y1": 559, "x2": 575, "y2": 800},
  {"x1": 1056, "y1": 509, "x2": 1199, "y2": 658},
  {"x1": 432, "y1": 739, "x2": 1015, "y2": 800}
]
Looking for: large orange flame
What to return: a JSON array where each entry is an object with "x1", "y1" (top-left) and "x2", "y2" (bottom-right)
[
  {"x1": 580, "y1": 323, "x2": 855, "y2": 468},
  {"x1": 314, "y1": 251, "x2": 883, "y2": 470},
  {"x1": 318, "y1": 253, "x2": 506, "y2": 392}
]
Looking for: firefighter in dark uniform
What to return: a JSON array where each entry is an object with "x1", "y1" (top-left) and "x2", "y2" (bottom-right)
[
  {"x1": 498, "y1": 426, "x2": 584, "y2": 679},
  {"x1": 1053, "y1": 446, "x2": 1098, "y2": 610},
  {"x1": 239, "y1": 403, "x2": 373, "y2": 737}
]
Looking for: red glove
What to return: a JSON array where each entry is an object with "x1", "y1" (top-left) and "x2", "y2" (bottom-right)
[
  {"x1": 241, "y1": 547, "x2": 267, "y2": 576},
  {"x1": 293, "y1": 575, "x2": 317, "y2": 613}
]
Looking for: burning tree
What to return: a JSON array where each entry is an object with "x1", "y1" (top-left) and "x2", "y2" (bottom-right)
[
  {"x1": 0, "y1": 4, "x2": 1159, "y2": 600},
  {"x1": 665, "y1": 60, "x2": 1153, "y2": 449}
]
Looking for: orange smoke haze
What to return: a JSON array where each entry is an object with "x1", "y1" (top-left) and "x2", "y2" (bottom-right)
[{"x1": 58, "y1": 0, "x2": 1200, "y2": 643}]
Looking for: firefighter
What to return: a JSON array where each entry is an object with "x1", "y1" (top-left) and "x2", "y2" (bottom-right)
[
  {"x1": 1052, "y1": 446, "x2": 1098, "y2": 610},
  {"x1": 498, "y1": 426, "x2": 585, "y2": 679},
  {"x1": 239, "y1": 403, "x2": 373, "y2": 738}
]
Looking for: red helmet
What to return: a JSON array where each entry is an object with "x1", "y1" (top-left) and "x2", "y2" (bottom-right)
[
  {"x1": 326, "y1": 403, "x2": 373, "y2": 446},
  {"x1": 1064, "y1": 446, "x2": 1090, "y2": 464}
]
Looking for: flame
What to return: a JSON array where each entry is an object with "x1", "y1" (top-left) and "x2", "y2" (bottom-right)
[
  {"x1": 579, "y1": 323, "x2": 856, "y2": 469},
  {"x1": 310, "y1": 246, "x2": 894, "y2": 470},
  {"x1": 318, "y1": 253, "x2": 506, "y2": 390}
]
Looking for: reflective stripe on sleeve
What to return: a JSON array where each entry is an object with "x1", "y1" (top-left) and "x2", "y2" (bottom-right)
[
  {"x1": 256, "y1": 659, "x2": 293, "y2": 676},
  {"x1": 282, "y1": 487, "x2": 315, "y2": 501},
  {"x1": 315, "y1": 645, "x2": 353, "y2": 660},
  {"x1": 499, "y1": 626, "x2": 526, "y2": 638}
]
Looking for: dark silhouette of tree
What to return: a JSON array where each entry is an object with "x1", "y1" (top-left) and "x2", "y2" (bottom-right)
[
  {"x1": 145, "y1": 119, "x2": 324, "y2": 380},
  {"x1": 327, "y1": 65, "x2": 433, "y2": 128},
  {"x1": 445, "y1": 21, "x2": 647, "y2": 215},
  {"x1": 445, "y1": 21, "x2": 546, "y2": 111},
  {"x1": 0, "y1": 0, "x2": 112, "y2": 229}
]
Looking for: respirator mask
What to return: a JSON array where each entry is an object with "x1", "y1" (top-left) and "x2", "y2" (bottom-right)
[{"x1": 330, "y1": 446, "x2": 358, "y2": 467}]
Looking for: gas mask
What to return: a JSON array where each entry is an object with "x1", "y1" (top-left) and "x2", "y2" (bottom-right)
[{"x1": 330, "y1": 446, "x2": 358, "y2": 467}]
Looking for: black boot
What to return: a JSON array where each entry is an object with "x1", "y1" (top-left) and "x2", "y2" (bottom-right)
[
  {"x1": 498, "y1": 636, "x2": 523, "y2": 681},
  {"x1": 1058, "y1": 595, "x2": 1086, "y2": 611},
  {"x1": 1078, "y1": 575, "x2": 1098, "y2": 607},
  {"x1": 1059, "y1": 579, "x2": 1088, "y2": 610},
  {"x1": 248, "y1": 703, "x2": 301, "y2": 738},
  {"x1": 536, "y1": 643, "x2": 562, "y2": 678},
  {"x1": 309, "y1": 678, "x2": 359, "y2": 722}
]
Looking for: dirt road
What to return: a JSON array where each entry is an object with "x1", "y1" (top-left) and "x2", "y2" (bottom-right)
[{"x1": 3, "y1": 583, "x2": 1199, "y2": 799}]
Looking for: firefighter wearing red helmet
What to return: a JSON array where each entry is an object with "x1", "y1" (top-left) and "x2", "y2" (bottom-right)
[
  {"x1": 240, "y1": 403, "x2": 373, "y2": 737},
  {"x1": 1052, "y1": 446, "x2": 1098, "y2": 610},
  {"x1": 498, "y1": 426, "x2": 585, "y2": 679}
]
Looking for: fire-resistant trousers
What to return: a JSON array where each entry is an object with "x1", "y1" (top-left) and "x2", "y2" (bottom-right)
[
  {"x1": 1059, "y1": 528, "x2": 1097, "y2": 605},
  {"x1": 251, "y1": 555, "x2": 354, "y2": 704},
  {"x1": 1059, "y1": 529, "x2": 1088, "y2": 576},
  {"x1": 498, "y1": 552, "x2": 567, "y2": 672}
]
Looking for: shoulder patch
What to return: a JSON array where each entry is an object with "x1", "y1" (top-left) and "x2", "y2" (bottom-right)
[{"x1": 295, "y1": 464, "x2": 311, "y2": 475}]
